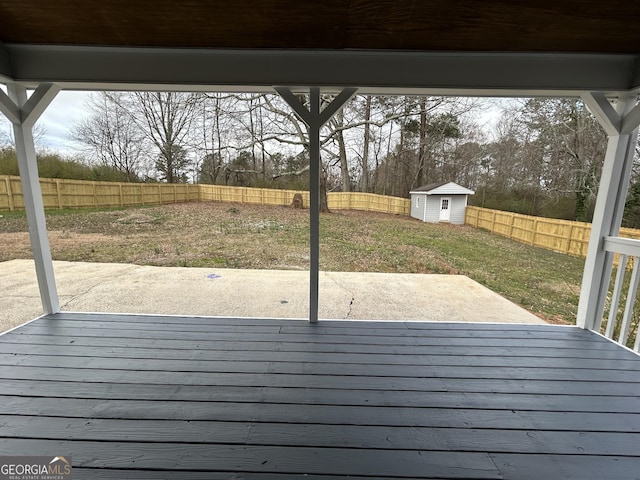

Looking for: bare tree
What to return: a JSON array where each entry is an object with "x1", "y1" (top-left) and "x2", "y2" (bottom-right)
[
  {"x1": 72, "y1": 92, "x2": 148, "y2": 181},
  {"x1": 360, "y1": 96, "x2": 373, "y2": 192},
  {"x1": 193, "y1": 92, "x2": 241, "y2": 184},
  {"x1": 1, "y1": 121, "x2": 48, "y2": 151},
  {"x1": 520, "y1": 98, "x2": 607, "y2": 220},
  {"x1": 130, "y1": 92, "x2": 200, "y2": 183}
]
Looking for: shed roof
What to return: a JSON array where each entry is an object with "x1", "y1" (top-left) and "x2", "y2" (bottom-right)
[{"x1": 410, "y1": 182, "x2": 475, "y2": 196}]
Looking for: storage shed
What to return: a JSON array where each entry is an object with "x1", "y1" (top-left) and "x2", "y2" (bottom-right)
[{"x1": 410, "y1": 182, "x2": 474, "y2": 224}]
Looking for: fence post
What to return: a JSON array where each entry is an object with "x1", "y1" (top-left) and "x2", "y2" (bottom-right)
[
  {"x1": 5, "y1": 177, "x2": 14, "y2": 211},
  {"x1": 508, "y1": 213, "x2": 516, "y2": 239},
  {"x1": 565, "y1": 224, "x2": 574, "y2": 254},
  {"x1": 55, "y1": 179, "x2": 63, "y2": 209},
  {"x1": 491, "y1": 210, "x2": 497, "y2": 232},
  {"x1": 140, "y1": 185, "x2": 145, "y2": 206},
  {"x1": 119, "y1": 183, "x2": 124, "y2": 207},
  {"x1": 531, "y1": 219, "x2": 538, "y2": 246}
]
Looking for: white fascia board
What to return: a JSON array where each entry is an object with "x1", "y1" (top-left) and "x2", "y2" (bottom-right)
[
  {"x1": 4, "y1": 44, "x2": 638, "y2": 95},
  {"x1": 0, "y1": 42, "x2": 12, "y2": 80},
  {"x1": 632, "y1": 58, "x2": 640, "y2": 91}
]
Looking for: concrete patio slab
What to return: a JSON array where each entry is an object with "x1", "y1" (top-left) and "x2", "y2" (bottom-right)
[{"x1": 1, "y1": 259, "x2": 545, "y2": 332}]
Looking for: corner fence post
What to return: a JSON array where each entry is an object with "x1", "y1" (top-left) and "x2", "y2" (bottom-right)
[{"x1": 5, "y1": 176, "x2": 14, "y2": 211}]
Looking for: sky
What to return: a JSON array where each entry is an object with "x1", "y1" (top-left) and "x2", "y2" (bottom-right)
[
  {"x1": 0, "y1": 89, "x2": 91, "y2": 154},
  {"x1": 0, "y1": 89, "x2": 506, "y2": 156},
  {"x1": 37, "y1": 91, "x2": 90, "y2": 151}
]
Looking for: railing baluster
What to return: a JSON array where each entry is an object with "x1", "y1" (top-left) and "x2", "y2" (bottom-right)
[
  {"x1": 599, "y1": 237, "x2": 640, "y2": 350},
  {"x1": 605, "y1": 254, "x2": 628, "y2": 338},
  {"x1": 618, "y1": 259, "x2": 640, "y2": 346}
]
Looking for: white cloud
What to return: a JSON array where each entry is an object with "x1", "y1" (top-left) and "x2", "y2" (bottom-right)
[
  {"x1": 0, "y1": 88, "x2": 91, "y2": 154},
  {"x1": 36, "y1": 90, "x2": 91, "y2": 153}
]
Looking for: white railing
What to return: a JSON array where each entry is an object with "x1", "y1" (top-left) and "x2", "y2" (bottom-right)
[{"x1": 602, "y1": 236, "x2": 640, "y2": 352}]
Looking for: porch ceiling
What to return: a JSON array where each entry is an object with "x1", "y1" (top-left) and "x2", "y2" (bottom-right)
[
  {"x1": 0, "y1": 0, "x2": 639, "y2": 93},
  {"x1": 0, "y1": 0, "x2": 638, "y2": 53}
]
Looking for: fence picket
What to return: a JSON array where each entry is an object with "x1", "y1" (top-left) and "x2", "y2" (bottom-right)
[{"x1": 464, "y1": 206, "x2": 640, "y2": 260}]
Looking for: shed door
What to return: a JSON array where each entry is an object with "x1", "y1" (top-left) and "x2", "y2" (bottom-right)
[{"x1": 439, "y1": 197, "x2": 452, "y2": 222}]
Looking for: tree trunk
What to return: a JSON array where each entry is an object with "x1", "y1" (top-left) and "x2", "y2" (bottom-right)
[
  {"x1": 320, "y1": 172, "x2": 330, "y2": 213},
  {"x1": 361, "y1": 95, "x2": 372, "y2": 192},
  {"x1": 336, "y1": 110, "x2": 350, "y2": 192},
  {"x1": 417, "y1": 97, "x2": 428, "y2": 187}
]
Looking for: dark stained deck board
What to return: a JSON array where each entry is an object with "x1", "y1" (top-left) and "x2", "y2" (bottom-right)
[
  {"x1": 0, "y1": 439, "x2": 504, "y2": 478},
  {"x1": 488, "y1": 454, "x2": 640, "y2": 480},
  {"x1": 3, "y1": 397, "x2": 640, "y2": 432},
  {"x1": 2, "y1": 362, "x2": 639, "y2": 384},
  {"x1": 3, "y1": 375, "x2": 640, "y2": 397},
  {"x1": 2, "y1": 342, "x2": 640, "y2": 370},
  {"x1": 17, "y1": 317, "x2": 601, "y2": 338},
  {"x1": 3, "y1": 333, "x2": 636, "y2": 360},
  {"x1": 43, "y1": 311, "x2": 570, "y2": 330},
  {"x1": 8, "y1": 328, "x2": 627, "y2": 352},
  {"x1": 3, "y1": 350, "x2": 640, "y2": 376},
  {"x1": 3, "y1": 415, "x2": 640, "y2": 456},
  {"x1": 0, "y1": 313, "x2": 639, "y2": 479},
  {"x1": 3, "y1": 377, "x2": 640, "y2": 407},
  {"x1": 16, "y1": 321, "x2": 603, "y2": 340},
  {"x1": 72, "y1": 472, "x2": 430, "y2": 480}
]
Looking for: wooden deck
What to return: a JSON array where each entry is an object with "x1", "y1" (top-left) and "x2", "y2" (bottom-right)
[{"x1": 0, "y1": 312, "x2": 639, "y2": 479}]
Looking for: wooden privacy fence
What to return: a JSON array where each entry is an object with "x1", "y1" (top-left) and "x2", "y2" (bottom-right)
[
  {"x1": 6, "y1": 174, "x2": 640, "y2": 260},
  {"x1": 0, "y1": 176, "x2": 200, "y2": 210},
  {"x1": 465, "y1": 206, "x2": 640, "y2": 259},
  {"x1": 0, "y1": 175, "x2": 411, "y2": 216},
  {"x1": 199, "y1": 186, "x2": 411, "y2": 215},
  {"x1": 328, "y1": 192, "x2": 410, "y2": 215}
]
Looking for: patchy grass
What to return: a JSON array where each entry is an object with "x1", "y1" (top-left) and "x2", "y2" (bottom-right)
[{"x1": 0, "y1": 202, "x2": 585, "y2": 324}]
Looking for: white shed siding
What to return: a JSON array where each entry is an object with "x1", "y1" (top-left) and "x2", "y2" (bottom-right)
[
  {"x1": 449, "y1": 196, "x2": 467, "y2": 224},
  {"x1": 425, "y1": 196, "x2": 441, "y2": 223},
  {"x1": 410, "y1": 194, "x2": 426, "y2": 221},
  {"x1": 410, "y1": 187, "x2": 470, "y2": 224},
  {"x1": 410, "y1": 192, "x2": 468, "y2": 224}
]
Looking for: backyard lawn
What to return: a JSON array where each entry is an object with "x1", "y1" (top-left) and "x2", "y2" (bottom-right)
[{"x1": 0, "y1": 202, "x2": 586, "y2": 324}]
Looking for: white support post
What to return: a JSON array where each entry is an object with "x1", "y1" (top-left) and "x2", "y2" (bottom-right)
[
  {"x1": 576, "y1": 93, "x2": 640, "y2": 330},
  {"x1": 1, "y1": 83, "x2": 61, "y2": 315},
  {"x1": 275, "y1": 87, "x2": 357, "y2": 323}
]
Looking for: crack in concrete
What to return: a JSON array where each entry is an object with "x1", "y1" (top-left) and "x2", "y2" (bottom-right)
[
  {"x1": 346, "y1": 295, "x2": 355, "y2": 319},
  {"x1": 326, "y1": 272, "x2": 357, "y2": 320},
  {"x1": 59, "y1": 281, "x2": 105, "y2": 309},
  {"x1": 59, "y1": 265, "x2": 139, "y2": 310}
]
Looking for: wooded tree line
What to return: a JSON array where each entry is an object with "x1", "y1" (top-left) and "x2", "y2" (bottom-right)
[{"x1": 1, "y1": 91, "x2": 638, "y2": 224}]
